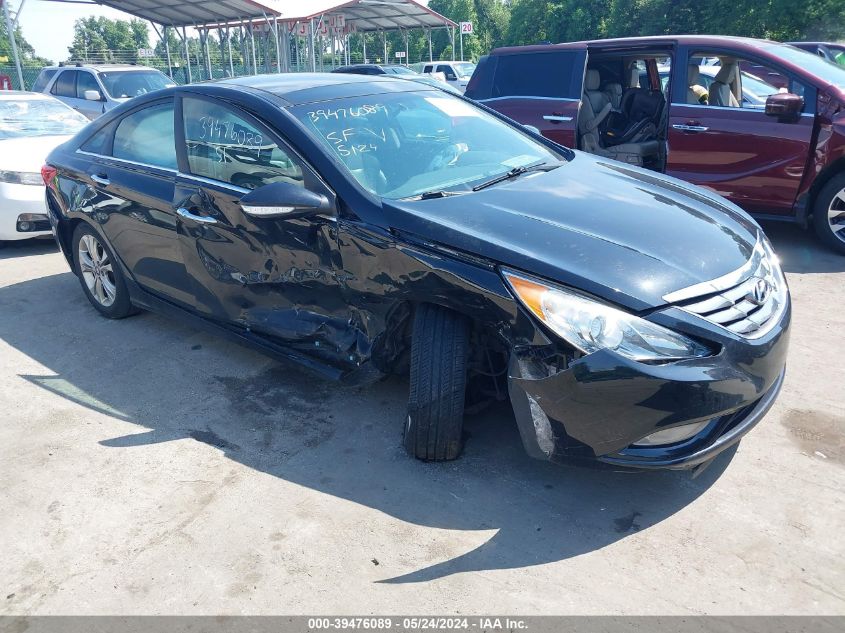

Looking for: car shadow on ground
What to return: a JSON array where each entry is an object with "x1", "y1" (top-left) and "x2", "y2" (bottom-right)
[
  {"x1": 1, "y1": 269, "x2": 738, "y2": 584},
  {"x1": 760, "y1": 221, "x2": 845, "y2": 274},
  {"x1": 0, "y1": 238, "x2": 58, "y2": 260}
]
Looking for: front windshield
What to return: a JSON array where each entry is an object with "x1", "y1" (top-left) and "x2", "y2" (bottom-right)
[
  {"x1": 98, "y1": 70, "x2": 176, "y2": 99},
  {"x1": 453, "y1": 62, "x2": 476, "y2": 78},
  {"x1": 292, "y1": 91, "x2": 560, "y2": 199},
  {"x1": 767, "y1": 44, "x2": 845, "y2": 89},
  {"x1": 0, "y1": 98, "x2": 88, "y2": 140}
]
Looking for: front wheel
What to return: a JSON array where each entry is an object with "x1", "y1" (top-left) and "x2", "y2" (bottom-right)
[
  {"x1": 404, "y1": 304, "x2": 471, "y2": 462},
  {"x1": 812, "y1": 173, "x2": 845, "y2": 255},
  {"x1": 72, "y1": 224, "x2": 137, "y2": 319}
]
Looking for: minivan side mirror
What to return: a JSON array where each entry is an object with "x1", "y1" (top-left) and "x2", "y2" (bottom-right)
[
  {"x1": 239, "y1": 181, "x2": 330, "y2": 219},
  {"x1": 83, "y1": 89, "x2": 103, "y2": 102},
  {"x1": 765, "y1": 92, "x2": 803, "y2": 120}
]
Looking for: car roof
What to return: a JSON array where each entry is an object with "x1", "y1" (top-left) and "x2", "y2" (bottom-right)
[
  {"x1": 492, "y1": 35, "x2": 780, "y2": 55},
  {"x1": 215, "y1": 72, "x2": 431, "y2": 105},
  {"x1": 44, "y1": 64, "x2": 159, "y2": 73}
]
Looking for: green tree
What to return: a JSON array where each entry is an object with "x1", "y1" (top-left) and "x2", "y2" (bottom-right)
[
  {"x1": 68, "y1": 16, "x2": 150, "y2": 63},
  {"x1": 0, "y1": 7, "x2": 51, "y2": 66}
]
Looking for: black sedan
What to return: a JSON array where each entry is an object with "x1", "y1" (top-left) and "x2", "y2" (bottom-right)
[{"x1": 43, "y1": 73, "x2": 790, "y2": 470}]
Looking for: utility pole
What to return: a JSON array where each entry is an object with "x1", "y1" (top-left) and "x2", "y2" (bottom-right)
[{"x1": 2, "y1": 0, "x2": 26, "y2": 90}]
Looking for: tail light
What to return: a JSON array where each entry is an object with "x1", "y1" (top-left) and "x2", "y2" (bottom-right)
[{"x1": 41, "y1": 164, "x2": 58, "y2": 187}]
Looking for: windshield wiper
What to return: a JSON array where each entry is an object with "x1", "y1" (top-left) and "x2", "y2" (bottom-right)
[{"x1": 471, "y1": 161, "x2": 564, "y2": 192}]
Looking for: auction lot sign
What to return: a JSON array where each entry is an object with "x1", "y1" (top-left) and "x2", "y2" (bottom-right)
[{"x1": 0, "y1": 617, "x2": 841, "y2": 632}]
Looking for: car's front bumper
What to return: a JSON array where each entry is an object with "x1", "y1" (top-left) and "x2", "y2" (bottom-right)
[
  {"x1": 507, "y1": 300, "x2": 790, "y2": 470},
  {"x1": 0, "y1": 182, "x2": 52, "y2": 241}
]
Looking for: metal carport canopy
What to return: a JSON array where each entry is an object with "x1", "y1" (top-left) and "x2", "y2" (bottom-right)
[
  {"x1": 91, "y1": 0, "x2": 456, "y2": 30},
  {"x1": 90, "y1": 0, "x2": 279, "y2": 27},
  {"x1": 273, "y1": 1, "x2": 457, "y2": 32}
]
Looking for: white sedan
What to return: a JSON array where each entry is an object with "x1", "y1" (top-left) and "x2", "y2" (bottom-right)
[{"x1": 0, "y1": 92, "x2": 88, "y2": 244}]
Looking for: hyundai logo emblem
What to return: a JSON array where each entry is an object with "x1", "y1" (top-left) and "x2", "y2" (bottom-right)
[{"x1": 747, "y1": 278, "x2": 771, "y2": 306}]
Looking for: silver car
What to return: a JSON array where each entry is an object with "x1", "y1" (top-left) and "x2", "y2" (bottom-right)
[{"x1": 32, "y1": 63, "x2": 176, "y2": 120}]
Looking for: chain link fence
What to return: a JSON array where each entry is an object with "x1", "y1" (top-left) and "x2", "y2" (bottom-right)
[{"x1": 0, "y1": 47, "x2": 463, "y2": 91}]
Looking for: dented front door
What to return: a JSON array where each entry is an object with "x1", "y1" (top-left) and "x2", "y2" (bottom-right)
[{"x1": 174, "y1": 174, "x2": 346, "y2": 348}]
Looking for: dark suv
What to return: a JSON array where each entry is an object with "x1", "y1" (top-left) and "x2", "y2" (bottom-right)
[{"x1": 466, "y1": 35, "x2": 845, "y2": 253}]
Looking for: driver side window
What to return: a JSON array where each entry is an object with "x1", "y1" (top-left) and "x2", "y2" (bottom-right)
[{"x1": 182, "y1": 97, "x2": 304, "y2": 190}]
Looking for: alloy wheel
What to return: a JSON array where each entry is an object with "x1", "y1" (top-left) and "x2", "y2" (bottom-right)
[
  {"x1": 828, "y1": 186, "x2": 845, "y2": 244},
  {"x1": 78, "y1": 233, "x2": 117, "y2": 307}
]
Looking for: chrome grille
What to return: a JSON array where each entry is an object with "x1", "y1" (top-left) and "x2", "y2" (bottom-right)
[{"x1": 663, "y1": 237, "x2": 788, "y2": 338}]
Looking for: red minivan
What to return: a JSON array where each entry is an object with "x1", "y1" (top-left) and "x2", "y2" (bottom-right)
[{"x1": 466, "y1": 36, "x2": 845, "y2": 253}]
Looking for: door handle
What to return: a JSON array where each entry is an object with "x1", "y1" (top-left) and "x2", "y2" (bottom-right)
[
  {"x1": 672, "y1": 124, "x2": 709, "y2": 132},
  {"x1": 90, "y1": 173, "x2": 110, "y2": 186},
  {"x1": 176, "y1": 207, "x2": 217, "y2": 225},
  {"x1": 543, "y1": 114, "x2": 573, "y2": 123}
]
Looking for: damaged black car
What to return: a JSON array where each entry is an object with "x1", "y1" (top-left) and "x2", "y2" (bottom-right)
[{"x1": 43, "y1": 74, "x2": 790, "y2": 471}]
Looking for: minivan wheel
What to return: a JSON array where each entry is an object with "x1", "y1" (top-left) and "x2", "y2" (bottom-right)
[
  {"x1": 404, "y1": 304, "x2": 470, "y2": 461},
  {"x1": 72, "y1": 224, "x2": 136, "y2": 318},
  {"x1": 813, "y1": 173, "x2": 845, "y2": 255}
]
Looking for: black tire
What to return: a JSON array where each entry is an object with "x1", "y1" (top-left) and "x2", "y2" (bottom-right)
[
  {"x1": 71, "y1": 224, "x2": 137, "y2": 319},
  {"x1": 404, "y1": 304, "x2": 470, "y2": 461},
  {"x1": 812, "y1": 173, "x2": 845, "y2": 255}
]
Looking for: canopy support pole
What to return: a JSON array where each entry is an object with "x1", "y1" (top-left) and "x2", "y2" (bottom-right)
[
  {"x1": 362, "y1": 32, "x2": 366, "y2": 64},
  {"x1": 227, "y1": 27, "x2": 234, "y2": 76},
  {"x1": 164, "y1": 28, "x2": 173, "y2": 78},
  {"x1": 309, "y1": 20, "x2": 316, "y2": 72},
  {"x1": 177, "y1": 26, "x2": 192, "y2": 83},
  {"x1": 2, "y1": 0, "x2": 25, "y2": 90},
  {"x1": 428, "y1": 28, "x2": 432, "y2": 62},
  {"x1": 382, "y1": 30, "x2": 387, "y2": 65},
  {"x1": 249, "y1": 23, "x2": 257, "y2": 74},
  {"x1": 271, "y1": 15, "x2": 281, "y2": 73}
]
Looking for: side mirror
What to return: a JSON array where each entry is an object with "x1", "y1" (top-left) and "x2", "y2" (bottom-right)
[
  {"x1": 765, "y1": 92, "x2": 803, "y2": 120},
  {"x1": 239, "y1": 181, "x2": 330, "y2": 219},
  {"x1": 83, "y1": 90, "x2": 103, "y2": 102}
]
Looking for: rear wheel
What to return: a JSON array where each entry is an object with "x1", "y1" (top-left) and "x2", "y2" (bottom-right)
[
  {"x1": 813, "y1": 173, "x2": 845, "y2": 255},
  {"x1": 72, "y1": 224, "x2": 136, "y2": 319},
  {"x1": 404, "y1": 304, "x2": 470, "y2": 461}
]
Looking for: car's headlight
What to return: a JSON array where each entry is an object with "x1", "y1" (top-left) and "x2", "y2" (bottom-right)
[
  {"x1": 502, "y1": 269, "x2": 711, "y2": 362},
  {"x1": 0, "y1": 170, "x2": 43, "y2": 186}
]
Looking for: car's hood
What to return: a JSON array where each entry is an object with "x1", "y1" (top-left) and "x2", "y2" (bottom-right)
[
  {"x1": 381, "y1": 152, "x2": 760, "y2": 311},
  {"x1": 0, "y1": 136, "x2": 74, "y2": 172}
]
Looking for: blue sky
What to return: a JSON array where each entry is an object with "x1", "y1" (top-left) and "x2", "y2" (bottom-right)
[{"x1": 15, "y1": 0, "x2": 193, "y2": 63}]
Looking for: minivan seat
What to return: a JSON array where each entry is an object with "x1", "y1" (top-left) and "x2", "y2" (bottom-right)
[
  {"x1": 709, "y1": 62, "x2": 740, "y2": 107},
  {"x1": 604, "y1": 82, "x2": 623, "y2": 110},
  {"x1": 579, "y1": 69, "x2": 659, "y2": 166},
  {"x1": 584, "y1": 70, "x2": 613, "y2": 129},
  {"x1": 687, "y1": 65, "x2": 708, "y2": 104}
]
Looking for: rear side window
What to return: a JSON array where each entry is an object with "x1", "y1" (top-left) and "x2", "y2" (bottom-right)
[
  {"x1": 32, "y1": 69, "x2": 57, "y2": 92},
  {"x1": 51, "y1": 70, "x2": 77, "y2": 98},
  {"x1": 113, "y1": 101, "x2": 177, "y2": 169},
  {"x1": 80, "y1": 124, "x2": 113, "y2": 155},
  {"x1": 492, "y1": 51, "x2": 580, "y2": 99}
]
